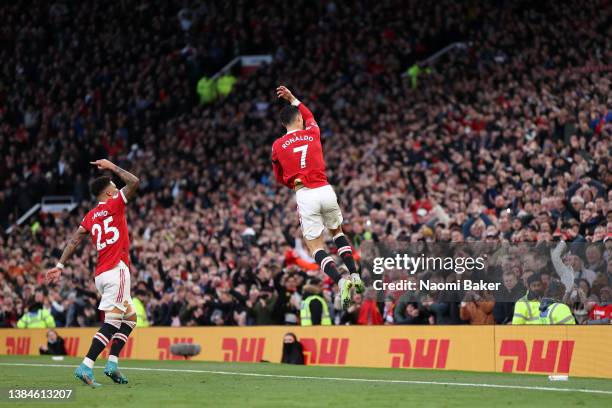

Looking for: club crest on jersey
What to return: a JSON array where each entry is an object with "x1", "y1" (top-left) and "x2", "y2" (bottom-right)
[
  {"x1": 282, "y1": 135, "x2": 314, "y2": 149},
  {"x1": 93, "y1": 210, "x2": 109, "y2": 220}
]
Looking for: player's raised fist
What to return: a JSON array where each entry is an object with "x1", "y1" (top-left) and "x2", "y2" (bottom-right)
[
  {"x1": 276, "y1": 86, "x2": 296, "y2": 104},
  {"x1": 45, "y1": 267, "x2": 62, "y2": 285},
  {"x1": 90, "y1": 159, "x2": 115, "y2": 170}
]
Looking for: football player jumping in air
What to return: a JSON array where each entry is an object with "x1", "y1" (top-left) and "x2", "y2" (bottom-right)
[{"x1": 272, "y1": 86, "x2": 363, "y2": 310}]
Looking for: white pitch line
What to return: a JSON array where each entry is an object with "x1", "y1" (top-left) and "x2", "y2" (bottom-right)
[{"x1": 1, "y1": 362, "x2": 612, "y2": 396}]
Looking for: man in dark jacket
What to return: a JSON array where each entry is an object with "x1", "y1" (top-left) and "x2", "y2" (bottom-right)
[
  {"x1": 399, "y1": 302, "x2": 432, "y2": 325},
  {"x1": 494, "y1": 270, "x2": 526, "y2": 324}
]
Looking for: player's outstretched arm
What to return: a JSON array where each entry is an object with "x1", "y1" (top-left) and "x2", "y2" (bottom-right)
[
  {"x1": 90, "y1": 159, "x2": 140, "y2": 201},
  {"x1": 45, "y1": 226, "x2": 88, "y2": 284}
]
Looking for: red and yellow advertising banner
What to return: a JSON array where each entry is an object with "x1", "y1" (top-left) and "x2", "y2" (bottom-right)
[{"x1": 1, "y1": 326, "x2": 611, "y2": 379}]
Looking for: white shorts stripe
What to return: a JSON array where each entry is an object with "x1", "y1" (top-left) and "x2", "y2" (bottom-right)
[
  {"x1": 95, "y1": 261, "x2": 132, "y2": 312},
  {"x1": 116, "y1": 268, "x2": 125, "y2": 303}
]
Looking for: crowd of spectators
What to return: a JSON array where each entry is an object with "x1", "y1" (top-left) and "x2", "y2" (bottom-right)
[{"x1": 0, "y1": 0, "x2": 610, "y2": 328}]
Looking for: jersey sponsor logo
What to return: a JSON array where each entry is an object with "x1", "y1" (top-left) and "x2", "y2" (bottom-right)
[
  {"x1": 499, "y1": 340, "x2": 574, "y2": 374},
  {"x1": 92, "y1": 210, "x2": 109, "y2": 220},
  {"x1": 222, "y1": 337, "x2": 265, "y2": 362},
  {"x1": 301, "y1": 337, "x2": 349, "y2": 365},
  {"x1": 388, "y1": 338, "x2": 450, "y2": 369},
  {"x1": 281, "y1": 135, "x2": 314, "y2": 149}
]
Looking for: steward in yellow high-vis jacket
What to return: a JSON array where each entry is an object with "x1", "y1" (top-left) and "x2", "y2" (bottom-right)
[
  {"x1": 17, "y1": 303, "x2": 56, "y2": 329},
  {"x1": 512, "y1": 273, "x2": 544, "y2": 325},
  {"x1": 300, "y1": 279, "x2": 331, "y2": 326},
  {"x1": 539, "y1": 280, "x2": 576, "y2": 325}
]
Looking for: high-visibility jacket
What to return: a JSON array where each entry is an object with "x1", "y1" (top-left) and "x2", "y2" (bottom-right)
[
  {"x1": 17, "y1": 308, "x2": 56, "y2": 329},
  {"x1": 540, "y1": 302, "x2": 576, "y2": 325},
  {"x1": 216, "y1": 75, "x2": 236, "y2": 97},
  {"x1": 196, "y1": 77, "x2": 217, "y2": 104},
  {"x1": 512, "y1": 294, "x2": 541, "y2": 325},
  {"x1": 132, "y1": 298, "x2": 150, "y2": 327},
  {"x1": 300, "y1": 295, "x2": 331, "y2": 326},
  {"x1": 405, "y1": 64, "x2": 432, "y2": 89}
]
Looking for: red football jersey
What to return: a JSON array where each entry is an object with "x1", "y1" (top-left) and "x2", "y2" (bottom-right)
[
  {"x1": 589, "y1": 304, "x2": 612, "y2": 321},
  {"x1": 271, "y1": 102, "x2": 329, "y2": 189},
  {"x1": 80, "y1": 190, "x2": 131, "y2": 276}
]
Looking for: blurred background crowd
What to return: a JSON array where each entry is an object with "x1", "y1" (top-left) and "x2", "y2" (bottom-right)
[{"x1": 0, "y1": 0, "x2": 610, "y2": 328}]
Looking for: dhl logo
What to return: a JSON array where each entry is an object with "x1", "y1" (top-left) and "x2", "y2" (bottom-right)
[
  {"x1": 158, "y1": 337, "x2": 194, "y2": 360},
  {"x1": 301, "y1": 337, "x2": 349, "y2": 365},
  {"x1": 499, "y1": 340, "x2": 574, "y2": 374},
  {"x1": 63, "y1": 337, "x2": 80, "y2": 357},
  {"x1": 222, "y1": 337, "x2": 265, "y2": 362},
  {"x1": 5, "y1": 337, "x2": 31, "y2": 355},
  {"x1": 388, "y1": 339, "x2": 450, "y2": 369}
]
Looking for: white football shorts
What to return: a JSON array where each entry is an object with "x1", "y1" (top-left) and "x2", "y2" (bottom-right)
[
  {"x1": 296, "y1": 184, "x2": 343, "y2": 240},
  {"x1": 94, "y1": 260, "x2": 132, "y2": 312}
]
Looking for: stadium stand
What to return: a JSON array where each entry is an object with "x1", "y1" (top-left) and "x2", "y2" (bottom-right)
[{"x1": 0, "y1": 0, "x2": 610, "y2": 327}]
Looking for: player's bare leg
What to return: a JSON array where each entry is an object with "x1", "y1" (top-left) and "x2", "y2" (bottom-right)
[
  {"x1": 75, "y1": 306, "x2": 125, "y2": 387},
  {"x1": 105, "y1": 303, "x2": 137, "y2": 384},
  {"x1": 305, "y1": 234, "x2": 353, "y2": 310},
  {"x1": 329, "y1": 226, "x2": 364, "y2": 294}
]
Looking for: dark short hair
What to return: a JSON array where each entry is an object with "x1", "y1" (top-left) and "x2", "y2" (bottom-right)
[
  {"x1": 527, "y1": 272, "x2": 542, "y2": 285},
  {"x1": 545, "y1": 280, "x2": 566, "y2": 300},
  {"x1": 89, "y1": 176, "x2": 112, "y2": 197},
  {"x1": 307, "y1": 277, "x2": 322, "y2": 286},
  {"x1": 135, "y1": 289, "x2": 149, "y2": 297},
  {"x1": 279, "y1": 105, "x2": 300, "y2": 127}
]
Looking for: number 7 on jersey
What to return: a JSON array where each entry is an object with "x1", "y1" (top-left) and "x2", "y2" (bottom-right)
[{"x1": 293, "y1": 145, "x2": 308, "y2": 169}]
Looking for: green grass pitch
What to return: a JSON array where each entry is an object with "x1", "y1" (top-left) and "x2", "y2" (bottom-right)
[{"x1": 1, "y1": 356, "x2": 611, "y2": 407}]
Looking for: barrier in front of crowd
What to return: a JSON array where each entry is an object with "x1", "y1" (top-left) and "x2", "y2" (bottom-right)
[{"x1": 1, "y1": 326, "x2": 610, "y2": 379}]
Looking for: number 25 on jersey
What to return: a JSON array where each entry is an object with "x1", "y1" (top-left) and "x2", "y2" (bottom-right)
[{"x1": 91, "y1": 216, "x2": 120, "y2": 250}]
